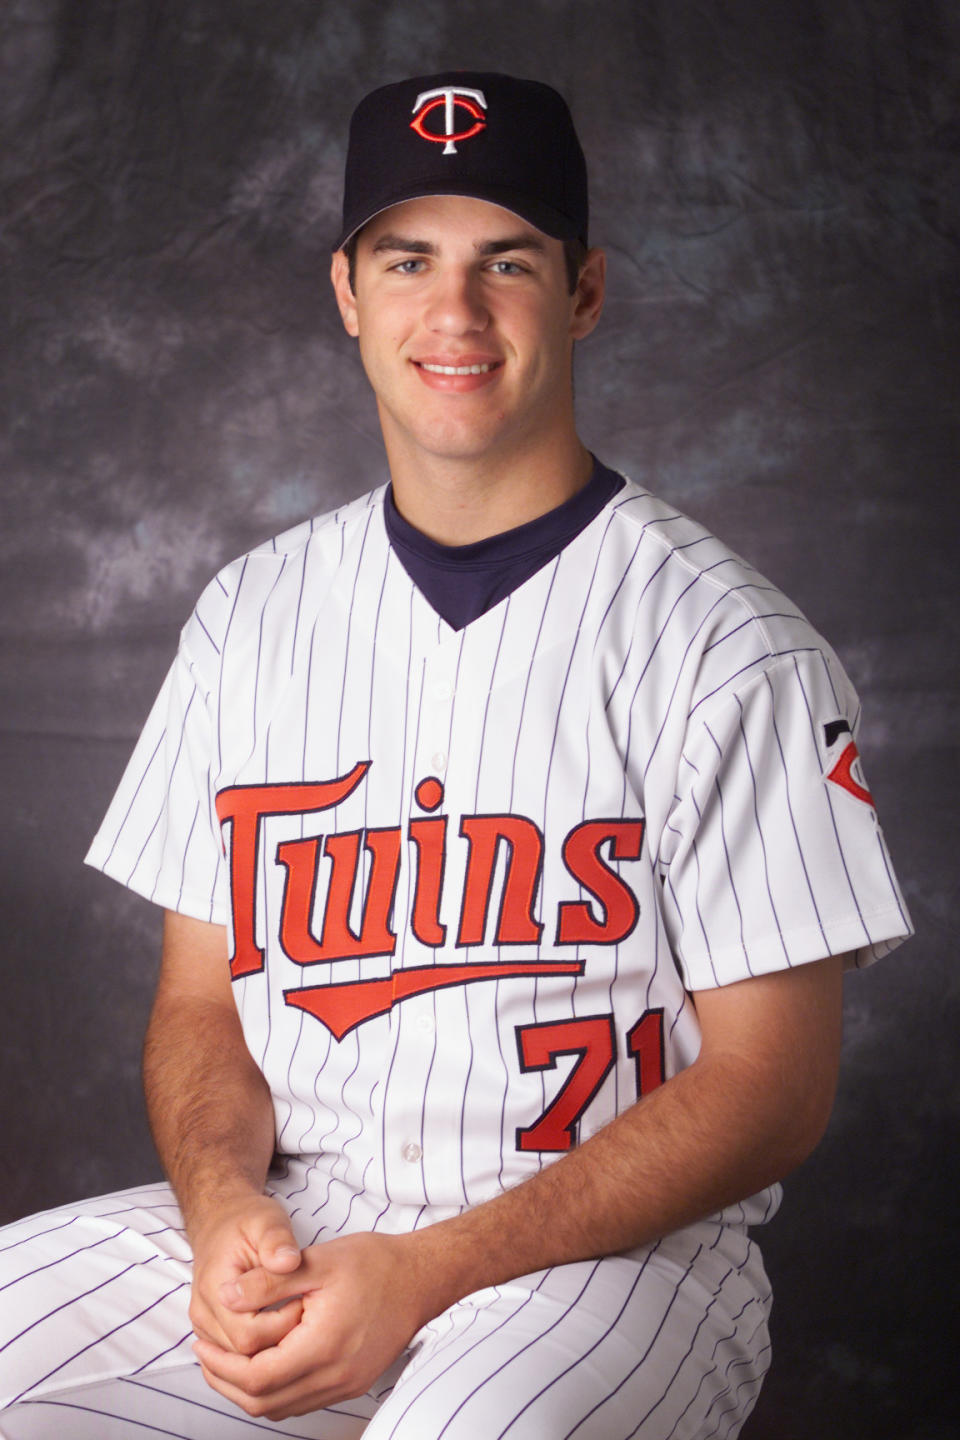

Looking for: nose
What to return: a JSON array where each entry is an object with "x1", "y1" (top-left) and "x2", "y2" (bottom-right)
[{"x1": 424, "y1": 267, "x2": 489, "y2": 335}]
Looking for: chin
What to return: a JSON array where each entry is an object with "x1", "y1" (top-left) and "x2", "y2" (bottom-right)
[{"x1": 399, "y1": 419, "x2": 511, "y2": 464}]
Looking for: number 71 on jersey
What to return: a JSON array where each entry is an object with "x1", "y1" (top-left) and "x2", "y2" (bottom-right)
[{"x1": 516, "y1": 1008, "x2": 665, "y2": 1152}]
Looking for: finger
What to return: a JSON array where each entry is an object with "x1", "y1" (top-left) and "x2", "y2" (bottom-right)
[
  {"x1": 194, "y1": 1308, "x2": 333, "y2": 1395},
  {"x1": 194, "y1": 1351, "x2": 279, "y2": 1418},
  {"x1": 194, "y1": 1355, "x2": 313, "y2": 1422},
  {"x1": 193, "y1": 1293, "x2": 304, "y2": 1355},
  {"x1": 189, "y1": 1294, "x2": 234, "y2": 1350},
  {"x1": 194, "y1": 1358, "x2": 340, "y2": 1422},
  {"x1": 217, "y1": 1301, "x2": 304, "y2": 1356},
  {"x1": 193, "y1": 1334, "x2": 336, "y2": 1420},
  {"x1": 219, "y1": 1264, "x2": 310, "y2": 1314}
]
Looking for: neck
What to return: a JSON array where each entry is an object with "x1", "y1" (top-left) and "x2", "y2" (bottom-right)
[{"x1": 384, "y1": 429, "x2": 594, "y2": 546}]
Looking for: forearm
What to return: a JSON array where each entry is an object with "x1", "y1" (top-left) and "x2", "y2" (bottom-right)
[
  {"x1": 142, "y1": 915, "x2": 279, "y2": 1244},
  {"x1": 403, "y1": 958, "x2": 843, "y2": 1322},
  {"x1": 144, "y1": 999, "x2": 275, "y2": 1228},
  {"x1": 405, "y1": 1053, "x2": 787, "y2": 1312}
]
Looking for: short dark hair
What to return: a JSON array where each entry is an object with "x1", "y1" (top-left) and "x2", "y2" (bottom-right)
[
  {"x1": 561, "y1": 238, "x2": 589, "y2": 295},
  {"x1": 342, "y1": 232, "x2": 588, "y2": 296}
]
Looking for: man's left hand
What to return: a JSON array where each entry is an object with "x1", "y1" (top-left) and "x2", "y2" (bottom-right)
[{"x1": 192, "y1": 1230, "x2": 429, "y2": 1419}]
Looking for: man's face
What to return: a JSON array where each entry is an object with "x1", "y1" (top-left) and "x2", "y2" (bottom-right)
[{"x1": 330, "y1": 195, "x2": 603, "y2": 473}]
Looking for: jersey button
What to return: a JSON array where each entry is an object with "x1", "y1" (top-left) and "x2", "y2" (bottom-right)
[
  {"x1": 415, "y1": 1013, "x2": 435, "y2": 1034},
  {"x1": 401, "y1": 1141, "x2": 422, "y2": 1164},
  {"x1": 432, "y1": 680, "x2": 453, "y2": 703},
  {"x1": 430, "y1": 751, "x2": 447, "y2": 774}
]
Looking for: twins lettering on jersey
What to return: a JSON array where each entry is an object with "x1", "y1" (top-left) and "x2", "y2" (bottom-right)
[
  {"x1": 215, "y1": 760, "x2": 660, "y2": 1152},
  {"x1": 216, "y1": 760, "x2": 643, "y2": 1030}
]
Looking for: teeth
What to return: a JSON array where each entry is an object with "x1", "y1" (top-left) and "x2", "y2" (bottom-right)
[{"x1": 420, "y1": 362, "x2": 494, "y2": 375}]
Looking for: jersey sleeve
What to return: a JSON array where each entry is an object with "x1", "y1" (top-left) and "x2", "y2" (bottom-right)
[
  {"x1": 84, "y1": 582, "x2": 231, "y2": 926},
  {"x1": 657, "y1": 646, "x2": 912, "y2": 990}
]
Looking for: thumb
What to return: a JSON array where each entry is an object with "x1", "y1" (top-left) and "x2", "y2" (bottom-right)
[{"x1": 258, "y1": 1221, "x2": 302, "y2": 1273}]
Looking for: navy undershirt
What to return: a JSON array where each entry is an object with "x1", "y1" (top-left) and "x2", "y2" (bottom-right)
[{"x1": 384, "y1": 458, "x2": 625, "y2": 631}]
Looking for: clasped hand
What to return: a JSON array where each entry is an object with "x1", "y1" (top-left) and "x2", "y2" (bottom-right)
[{"x1": 189, "y1": 1197, "x2": 428, "y2": 1420}]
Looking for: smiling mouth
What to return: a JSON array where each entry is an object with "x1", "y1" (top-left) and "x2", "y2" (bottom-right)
[{"x1": 417, "y1": 362, "x2": 498, "y2": 376}]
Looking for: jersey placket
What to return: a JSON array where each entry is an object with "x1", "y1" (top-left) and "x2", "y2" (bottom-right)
[{"x1": 379, "y1": 623, "x2": 463, "y2": 1202}]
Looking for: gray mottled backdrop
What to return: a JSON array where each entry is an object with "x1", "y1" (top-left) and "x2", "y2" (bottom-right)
[{"x1": 2, "y1": 1, "x2": 957, "y2": 1435}]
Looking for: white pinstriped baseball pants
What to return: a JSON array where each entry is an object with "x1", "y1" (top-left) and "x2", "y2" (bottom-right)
[{"x1": 0, "y1": 1179, "x2": 772, "y2": 1439}]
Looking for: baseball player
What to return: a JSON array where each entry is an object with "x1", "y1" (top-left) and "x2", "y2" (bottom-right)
[{"x1": 0, "y1": 73, "x2": 911, "y2": 1439}]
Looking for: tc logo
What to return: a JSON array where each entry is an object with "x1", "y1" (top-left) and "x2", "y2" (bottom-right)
[
  {"x1": 823, "y1": 720, "x2": 875, "y2": 808},
  {"x1": 410, "y1": 86, "x2": 487, "y2": 154}
]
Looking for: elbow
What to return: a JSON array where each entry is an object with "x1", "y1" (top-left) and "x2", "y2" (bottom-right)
[
  {"x1": 773, "y1": 1118, "x2": 830, "y2": 1181},
  {"x1": 767, "y1": 1070, "x2": 840, "y2": 1180}
]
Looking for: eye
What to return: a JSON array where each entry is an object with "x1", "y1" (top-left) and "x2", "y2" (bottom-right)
[
  {"x1": 488, "y1": 259, "x2": 525, "y2": 276},
  {"x1": 389, "y1": 258, "x2": 427, "y2": 275}
]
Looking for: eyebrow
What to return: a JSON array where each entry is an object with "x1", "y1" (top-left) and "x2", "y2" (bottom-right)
[{"x1": 370, "y1": 233, "x2": 547, "y2": 257}]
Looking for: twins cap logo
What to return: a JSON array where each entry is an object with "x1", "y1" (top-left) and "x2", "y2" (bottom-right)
[{"x1": 410, "y1": 85, "x2": 487, "y2": 155}]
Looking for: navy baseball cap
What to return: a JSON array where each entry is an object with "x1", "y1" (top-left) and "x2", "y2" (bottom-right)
[{"x1": 334, "y1": 72, "x2": 589, "y2": 250}]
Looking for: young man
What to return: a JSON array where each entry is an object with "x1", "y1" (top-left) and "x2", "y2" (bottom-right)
[{"x1": 0, "y1": 73, "x2": 910, "y2": 1439}]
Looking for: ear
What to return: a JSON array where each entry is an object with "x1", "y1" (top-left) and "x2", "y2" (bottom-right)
[
  {"x1": 330, "y1": 249, "x2": 359, "y2": 337},
  {"x1": 569, "y1": 247, "x2": 606, "y2": 341}
]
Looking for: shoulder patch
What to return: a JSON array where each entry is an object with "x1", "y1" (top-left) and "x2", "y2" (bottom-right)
[{"x1": 823, "y1": 720, "x2": 875, "y2": 808}]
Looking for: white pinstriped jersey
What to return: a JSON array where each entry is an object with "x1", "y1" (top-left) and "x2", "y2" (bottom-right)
[{"x1": 86, "y1": 477, "x2": 911, "y2": 1232}]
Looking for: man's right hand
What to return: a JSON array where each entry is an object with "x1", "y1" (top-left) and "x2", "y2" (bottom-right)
[{"x1": 188, "y1": 1192, "x2": 306, "y2": 1358}]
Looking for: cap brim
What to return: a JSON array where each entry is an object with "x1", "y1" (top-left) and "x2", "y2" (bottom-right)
[{"x1": 333, "y1": 180, "x2": 584, "y2": 251}]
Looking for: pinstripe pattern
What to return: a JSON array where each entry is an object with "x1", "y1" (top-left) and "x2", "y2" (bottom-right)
[
  {"x1": 1, "y1": 1179, "x2": 770, "y2": 1438},
  {"x1": 5, "y1": 475, "x2": 911, "y2": 1435}
]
